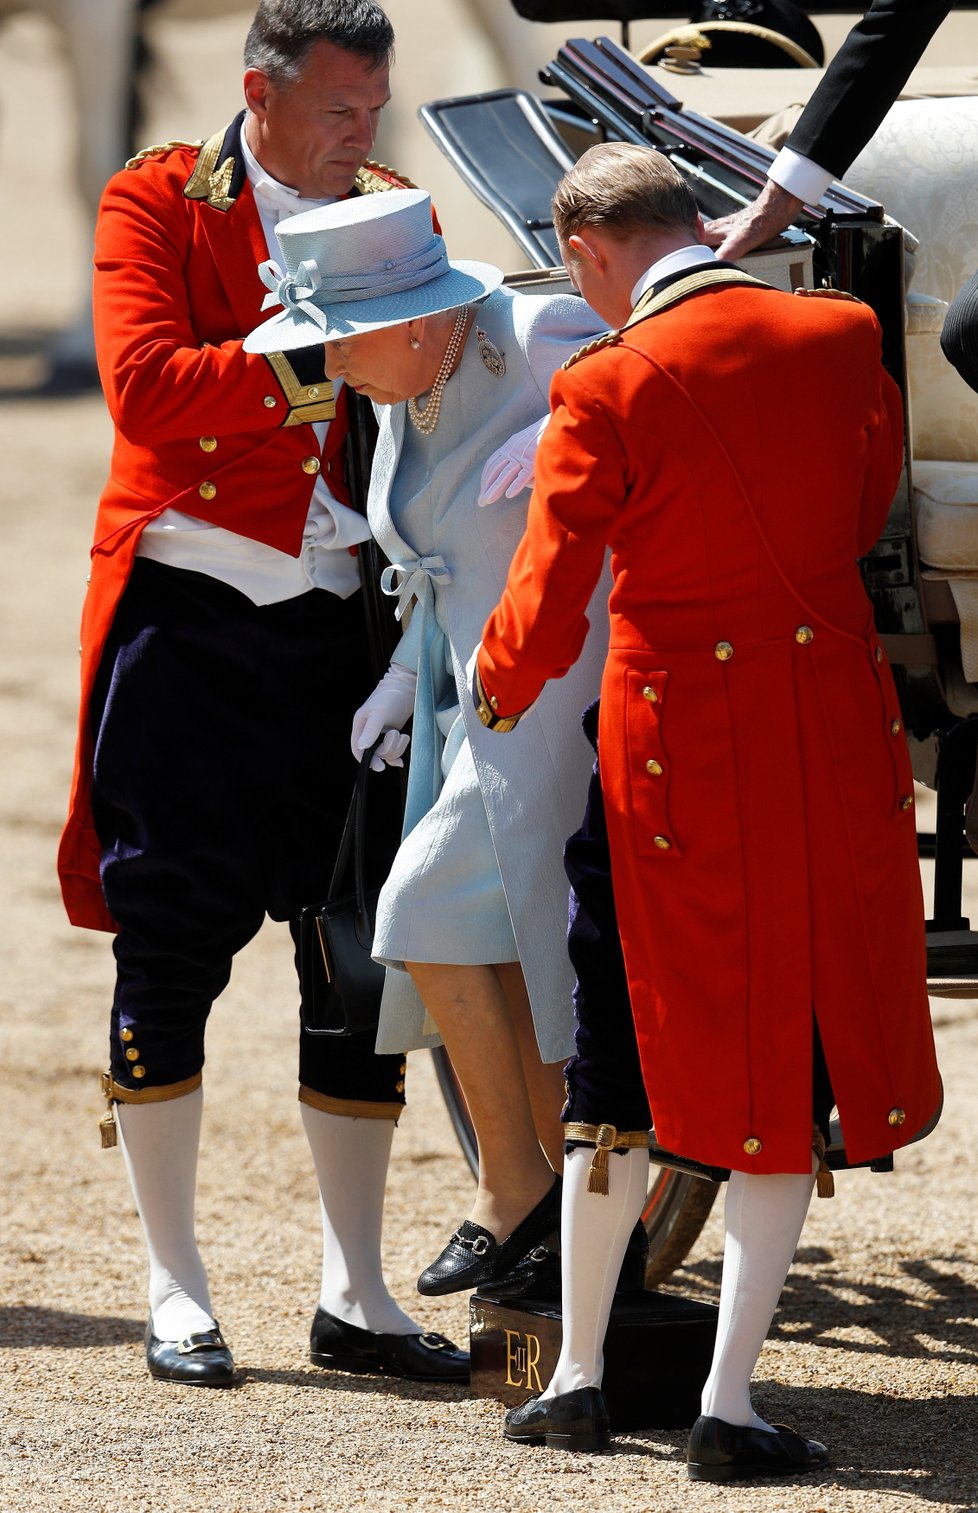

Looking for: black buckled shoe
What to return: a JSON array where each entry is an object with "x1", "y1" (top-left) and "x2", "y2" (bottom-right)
[
  {"x1": 417, "y1": 1177, "x2": 561, "y2": 1297},
  {"x1": 476, "y1": 1241, "x2": 561, "y2": 1302},
  {"x1": 687, "y1": 1414, "x2": 829, "y2": 1482},
  {"x1": 144, "y1": 1321, "x2": 235, "y2": 1387},
  {"x1": 309, "y1": 1307, "x2": 468, "y2": 1383},
  {"x1": 503, "y1": 1386, "x2": 611, "y2": 1452}
]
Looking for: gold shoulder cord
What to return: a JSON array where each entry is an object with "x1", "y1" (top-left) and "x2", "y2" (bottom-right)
[
  {"x1": 793, "y1": 286, "x2": 861, "y2": 303},
  {"x1": 126, "y1": 137, "x2": 203, "y2": 170}
]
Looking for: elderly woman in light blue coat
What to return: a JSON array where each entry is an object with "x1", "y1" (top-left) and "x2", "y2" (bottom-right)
[{"x1": 247, "y1": 187, "x2": 608, "y2": 1297}]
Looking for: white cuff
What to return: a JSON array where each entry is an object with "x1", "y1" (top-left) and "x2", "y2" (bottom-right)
[{"x1": 768, "y1": 147, "x2": 834, "y2": 206}]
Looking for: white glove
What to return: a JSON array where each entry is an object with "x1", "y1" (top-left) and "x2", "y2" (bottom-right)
[
  {"x1": 351, "y1": 661, "x2": 418, "y2": 771},
  {"x1": 478, "y1": 414, "x2": 549, "y2": 506}
]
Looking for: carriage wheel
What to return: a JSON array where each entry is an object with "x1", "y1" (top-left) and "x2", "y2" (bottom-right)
[{"x1": 432, "y1": 1045, "x2": 719, "y2": 1285}]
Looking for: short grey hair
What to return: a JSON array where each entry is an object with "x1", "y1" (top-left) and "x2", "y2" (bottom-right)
[
  {"x1": 553, "y1": 143, "x2": 699, "y2": 245},
  {"x1": 244, "y1": 0, "x2": 394, "y2": 84}
]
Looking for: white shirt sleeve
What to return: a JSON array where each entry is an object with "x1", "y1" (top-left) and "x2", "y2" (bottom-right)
[{"x1": 768, "y1": 146, "x2": 835, "y2": 206}]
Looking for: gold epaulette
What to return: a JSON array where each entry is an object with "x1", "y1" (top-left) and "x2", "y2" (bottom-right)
[
  {"x1": 562, "y1": 330, "x2": 622, "y2": 371},
  {"x1": 355, "y1": 159, "x2": 421, "y2": 195},
  {"x1": 126, "y1": 138, "x2": 203, "y2": 171},
  {"x1": 794, "y1": 286, "x2": 862, "y2": 303}
]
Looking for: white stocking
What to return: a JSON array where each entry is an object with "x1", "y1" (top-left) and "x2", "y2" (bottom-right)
[
  {"x1": 117, "y1": 1088, "x2": 215, "y2": 1342},
  {"x1": 301, "y1": 1104, "x2": 418, "y2": 1335},
  {"x1": 701, "y1": 1163, "x2": 816, "y2": 1430},
  {"x1": 543, "y1": 1144, "x2": 649, "y2": 1398}
]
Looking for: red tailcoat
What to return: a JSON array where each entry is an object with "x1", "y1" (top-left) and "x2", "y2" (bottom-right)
[
  {"x1": 479, "y1": 275, "x2": 942, "y2": 1174},
  {"x1": 58, "y1": 120, "x2": 408, "y2": 932}
]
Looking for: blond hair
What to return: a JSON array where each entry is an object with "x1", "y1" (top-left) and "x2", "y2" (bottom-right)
[{"x1": 552, "y1": 143, "x2": 699, "y2": 245}]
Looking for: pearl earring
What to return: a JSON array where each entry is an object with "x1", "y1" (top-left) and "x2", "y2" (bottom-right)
[{"x1": 409, "y1": 336, "x2": 421, "y2": 350}]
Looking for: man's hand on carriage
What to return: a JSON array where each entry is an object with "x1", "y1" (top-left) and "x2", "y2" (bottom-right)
[
  {"x1": 478, "y1": 414, "x2": 550, "y2": 506},
  {"x1": 351, "y1": 662, "x2": 417, "y2": 770},
  {"x1": 704, "y1": 180, "x2": 805, "y2": 262}
]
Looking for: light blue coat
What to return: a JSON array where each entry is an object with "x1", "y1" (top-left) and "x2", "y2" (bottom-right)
[{"x1": 367, "y1": 286, "x2": 610, "y2": 1062}]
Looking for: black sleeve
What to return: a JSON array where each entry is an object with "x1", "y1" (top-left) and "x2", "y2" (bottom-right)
[
  {"x1": 785, "y1": 0, "x2": 954, "y2": 180},
  {"x1": 941, "y1": 268, "x2": 978, "y2": 396}
]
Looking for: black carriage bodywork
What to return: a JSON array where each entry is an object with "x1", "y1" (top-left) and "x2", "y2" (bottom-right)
[{"x1": 417, "y1": 31, "x2": 978, "y2": 986}]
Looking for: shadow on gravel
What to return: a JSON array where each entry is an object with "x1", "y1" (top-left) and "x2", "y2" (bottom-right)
[
  {"x1": 619, "y1": 1387, "x2": 978, "y2": 1505},
  {"x1": 240, "y1": 1365, "x2": 469, "y2": 1399},
  {"x1": 0, "y1": 1305, "x2": 143, "y2": 1348},
  {"x1": 677, "y1": 1250, "x2": 978, "y2": 1364}
]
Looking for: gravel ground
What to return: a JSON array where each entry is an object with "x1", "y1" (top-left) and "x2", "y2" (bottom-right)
[{"x1": 2, "y1": 9, "x2": 978, "y2": 1512}]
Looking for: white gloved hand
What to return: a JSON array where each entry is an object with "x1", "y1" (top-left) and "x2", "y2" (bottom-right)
[
  {"x1": 478, "y1": 414, "x2": 550, "y2": 506},
  {"x1": 351, "y1": 661, "x2": 418, "y2": 771}
]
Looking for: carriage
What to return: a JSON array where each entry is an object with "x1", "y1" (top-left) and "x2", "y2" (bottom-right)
[{"x1": 372, "y1": 0, "x2": 978, "y2": 1284}]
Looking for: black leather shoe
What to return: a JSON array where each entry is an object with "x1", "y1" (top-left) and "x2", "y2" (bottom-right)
[
  {"x1": 687, "y1": 1414, "x2": 829, "y2": 1482},
  {"x1": 503, "y1": 1386, "x2": 611, "y2": 1451},
  {"x1": 418, "y1": 1177, "x2": 561, "y2": 1296},
  {"x1": 476, "y1": 1242, "x2": 561, "y2": 1302},
  {"x1": 309, "y1": 1307, "x2": 468, "y2": 1382},
  {"x1": 144, "y1": 1321, "x2": 235, "y2": 1386}
]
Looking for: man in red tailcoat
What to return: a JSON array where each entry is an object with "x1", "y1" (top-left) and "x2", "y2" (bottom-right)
[
  {"x1": 474, "y1": 142, "x2": 942, "y2": 1478},
  {"x1": 57, "y1": 0, "x2": 466, "y2": 1389}
]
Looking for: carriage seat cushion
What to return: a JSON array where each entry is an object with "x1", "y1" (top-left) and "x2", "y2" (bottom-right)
[{"x1": 915, "y1": 459, "x2": 978, "y2": 682}]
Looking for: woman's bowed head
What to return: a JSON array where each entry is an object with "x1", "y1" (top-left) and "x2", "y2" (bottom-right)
[{"x1": 243, "y1": 187, "x2": 502, "y2": 366}]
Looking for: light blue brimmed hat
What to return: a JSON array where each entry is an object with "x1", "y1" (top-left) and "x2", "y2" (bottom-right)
[{"x1": 243, "y1": 188, "x2": 503, "y2": 354}]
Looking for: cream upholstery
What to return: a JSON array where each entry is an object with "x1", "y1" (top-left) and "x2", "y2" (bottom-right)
[
  {"x1": 844, "y1": 95, "x2": 978, "y2": 464},
  {"x1": 842, "y1": 98, "x2": 978, "y2": 697}
]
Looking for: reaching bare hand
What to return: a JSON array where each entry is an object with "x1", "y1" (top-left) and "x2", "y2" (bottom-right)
[{"x1": 703, "y1": 182, "x2": 805, "y2": 262}]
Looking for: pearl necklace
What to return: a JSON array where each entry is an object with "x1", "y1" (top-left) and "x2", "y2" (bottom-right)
[{"x1": 407, "y1": 306, "x2": 470, "y2": 435}]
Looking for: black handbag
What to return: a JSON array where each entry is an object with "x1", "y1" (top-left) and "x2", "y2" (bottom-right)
[{"x1": 298, "y1": 739, "x2": 388, "y2": 1037}]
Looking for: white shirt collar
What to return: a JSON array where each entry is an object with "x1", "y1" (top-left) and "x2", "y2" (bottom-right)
[
  {"x1": 239, "y1": 119, "x2": 334, "y2": 219},
  {"x1": 630, "y1": 244, "x2": 719, "y2": 309}
]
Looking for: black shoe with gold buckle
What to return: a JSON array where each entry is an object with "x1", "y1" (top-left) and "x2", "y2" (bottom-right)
[
  {"x1": 417, "y1": 1177, "x2": 561, "y2": 1296},
  {"x1": 144, "y1": 1321, "x2": 235, "y2": 1386},
  {"x1": 309, "y1": 1307, "x2": 468, "y2": 1382}
]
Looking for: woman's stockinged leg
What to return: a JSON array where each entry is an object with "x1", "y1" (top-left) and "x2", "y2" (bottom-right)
[
  {"x1": 406, "y1": 960, "x2": 556, "y2": 1240},
  {"x1": 495, "y1": 960, "x2": 567, "y2": 1172}
]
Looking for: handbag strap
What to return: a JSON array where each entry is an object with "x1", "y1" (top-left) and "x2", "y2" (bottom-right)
[{"x1": 327, "y1": 737, "x2": 384, "y2": 929}]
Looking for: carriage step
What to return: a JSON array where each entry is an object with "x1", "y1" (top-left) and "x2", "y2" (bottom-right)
[{"x1": 926, "y1": 930, "x2": 978, "y2": 994}]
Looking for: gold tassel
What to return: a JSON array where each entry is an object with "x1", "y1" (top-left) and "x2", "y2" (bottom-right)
[
  {"x1": 587, "y1": 1146, "x2": 610, "y2": 1195},
  {"x1": 812, "y1": 1124, "x2": 834, "y2": 1199},
  {"x1": 99, "y1": 1107, "x2": 117, "y2": 1149}
]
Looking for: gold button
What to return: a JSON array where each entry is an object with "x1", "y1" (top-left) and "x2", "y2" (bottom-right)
[
  {"x1": 86, "y1": 573, "x2": 92, "y2": 585},
  {"x1": 888, "y1": 1107, "x2": 906, "y2": 1127},
  {"x1": 743, "y1": 1137, "x2": 762, "y2": 1155},
  {"x1": 198, "y1": 435, "x2": 217, "y2": 453},
  {"x1": 198, "y1": 481, "x2": 217, "y2": 501},
  {"x1": 132, "y1": 1065, "x2": 147, "y2": 1079},
  {"x1": 875, "y1": 646, "x2": 883, "y2": 663},
  {"x1": 891, "y1": 719, "x2": 902, "y2": 736},
  {"x1": 653, "y1": 835, "x2": 671, "y2": 850},
  {"x1": 900, "y1": 795, "x2": 913, "y2": 812},
  {"x1": 120, "y1": 1028, "x2": 134, "y2": 1043},
  {"x1": 301, "y1": 455, "x2": 321, "y2": 475},
  {"x1": 308, "y1": 385, "x2": 320, "y2": 400},
  {"x1": 490, "y1": 696, "x2": 498, "y2": 710},
  {"x1": 642, "y1": 685, "x2": 658, "y2": 703},
  {"x1": 395, "y1": 1080, "x2": 405, "y2": 1093},
  {"x1": 399, "y1": 1062, "x2": 407, "y2": 1075},
  {"x1": 646, "y1": 758, "x2": 663, "y2": 776},
  {"x1": 795, "y1": 625, "x2": 814, "y2": 644},
  {"x1": 714, "y1": 641, "x2": 734, "y2": 661},
  {"x1": 263, "y1": 395, "x2": 277, "y2": 408},
  {"x1": 125, "y1": 1047, "x2": 140, "y2": 1062}
]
